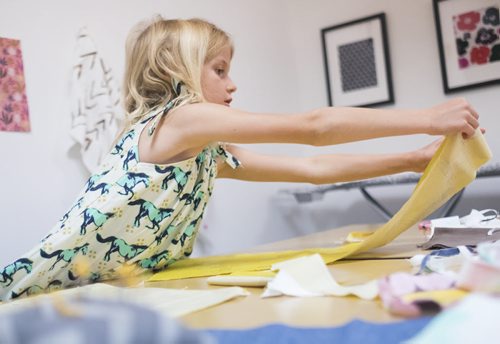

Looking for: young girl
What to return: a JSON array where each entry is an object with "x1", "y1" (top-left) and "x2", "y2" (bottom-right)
[{"x1": 0, "y1": 16, "x2": 481, "y2": 301}]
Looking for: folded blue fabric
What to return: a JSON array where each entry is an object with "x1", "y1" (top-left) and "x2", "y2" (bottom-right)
[{"x1": 207, "y1": 317, "x2": 433, "y2": 344}]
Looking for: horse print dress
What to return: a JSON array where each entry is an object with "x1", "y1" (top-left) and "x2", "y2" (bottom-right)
[{"x1": 0, "y1": 106, "x2": 241, "y2": 301}]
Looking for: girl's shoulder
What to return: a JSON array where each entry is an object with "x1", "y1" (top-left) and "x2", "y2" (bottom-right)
[{"x1": 170, "y1": 102, "x2": 231, "y2": 117}]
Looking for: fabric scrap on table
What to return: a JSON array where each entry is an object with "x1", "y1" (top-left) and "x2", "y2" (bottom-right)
[
  {"x1": 207, "y1": 317, "x2": 433, "y2": 344},
  {"x1": 478, "y1": 240, "x2": 500, "y2": 267},
  {"x1": 207, "y1": 270, "x2": 276, "y2": 287},
  {"x1": 424, "y1": 208, "x2": 500, "y2": 231},
  {"x1": 0, "y1": 283, "x2": 248, "y2": 318},
  {"x1": 148, "y1": 130, "x2": 491, "y2": 282},
  {"x1": 418, "y1": 209, "x2": 500, "y2": 249},
  {"x1": 207, "y1": 275, "x2": 274, "y2": 287},
  {"x1": 414, "y1": 246, "x2": 474, "y2": 276},
  {"x1": 378, "y1": 272, "x2": 466, "y2": 317},
  {"x1": 407, "y1": 294, "x2": 500, "y2": 343},
  {"x1": 261, "y1": 254, "x2": 378, "y2": 300},
  {"x1": 456, "y1": 241, "x2": 500, "y2": 293}
]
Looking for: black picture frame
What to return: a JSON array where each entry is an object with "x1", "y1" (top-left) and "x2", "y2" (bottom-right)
[
  {"x1": 433, "y1": 0, "x2": 500, "y2": 94},
  {"x1": 321, "y1": 13, "x2": 394, "y2": 107}
]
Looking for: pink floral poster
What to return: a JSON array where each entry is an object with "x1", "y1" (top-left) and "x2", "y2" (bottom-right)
[
  {"x1": 0, "y1": 37, "x2": 30, "y2": 132},
  {"x1": 453, "y1": 6, "x2": 500, "y2": 69}
]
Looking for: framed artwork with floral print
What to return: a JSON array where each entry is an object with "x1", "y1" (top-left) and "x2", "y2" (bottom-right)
[
  {"x1": 433, "y1": 0, "x2": 500, "y2": 93},
  {"x1": 0, "y1": 37, "x2": 31, "y2": 132},
  {"x1": 321, "y1": 13, "x2": 394, "y2": 107}
]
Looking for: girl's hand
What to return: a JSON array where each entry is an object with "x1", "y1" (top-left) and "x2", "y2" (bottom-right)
[
  {"x1": 411, "y1": 138, "x2": 444, "y2": 173},
  {"x1": 426, "y1": 98, "x2": 480, "y2": 139}
]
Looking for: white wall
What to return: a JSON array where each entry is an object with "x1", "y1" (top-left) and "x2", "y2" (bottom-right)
[{"x1": 1, "y1": 0, "x2": 499, "y2": 265}]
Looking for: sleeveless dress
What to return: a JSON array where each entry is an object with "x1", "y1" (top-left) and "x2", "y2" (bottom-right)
[{"x1": 0, "y1": 104, "x2": 241, "y2": 301}]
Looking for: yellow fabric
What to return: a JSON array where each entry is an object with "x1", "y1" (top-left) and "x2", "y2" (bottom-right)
[
  {"x1": 345, "y1": 231, "x2": 374, "y2": 243},
  {"x1": 228, "y1": 271, "x2": 277, "y2": 277},
  {"x1": 402, "y1": 289, "x2": 468, "y2": 306},
  {"x1": 149, "y1": 131, "x2": 491, "y2": 282}
]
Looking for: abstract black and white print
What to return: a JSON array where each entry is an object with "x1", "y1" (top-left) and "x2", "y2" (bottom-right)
[{"x1": 338, "y1": 38, "x2": 378, "y2": 92}]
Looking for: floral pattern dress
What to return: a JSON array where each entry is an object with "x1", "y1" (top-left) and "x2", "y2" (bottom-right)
[{"x1": 0, "y1": 105, "x2": 240, "y2": 301}]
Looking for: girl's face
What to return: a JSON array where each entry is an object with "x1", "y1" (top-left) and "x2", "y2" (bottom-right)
[{"x1": 201, "y1": 45, "x2": 237, "y2": 106}]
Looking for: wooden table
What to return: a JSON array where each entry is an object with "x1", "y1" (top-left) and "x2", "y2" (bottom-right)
[{"x1": 146, "y1": 224, "x2": 429, "y2": 329}]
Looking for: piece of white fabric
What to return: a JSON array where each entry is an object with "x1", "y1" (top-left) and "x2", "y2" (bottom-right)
[
  {"x1": 427, "y1": 209, "x2": 500, "y2": 239},
  {"x1": 0, "y1": 283, "x2": 249, "y2": 318},
  {"x1": 456, "y1": 241, "x2": 500, "y2": 293},
  {"x1": 409, "y1": 254, "x2": 426, "y2": 268},
  {"x1": 412, "y1": 246, "x2": 473, "y2": 278},
  {"x1": 70, "y1": 27, "x2": 122, "y2": 173},
  {"x1": 261, "y1": 254, "x2": 378, "y2": 300},
  {"x1": 456, "y1": 258, "x2": 500, "y2": 293},
  {"x1": 478, "y1": 241, "x2": 500, "y2": 267}
]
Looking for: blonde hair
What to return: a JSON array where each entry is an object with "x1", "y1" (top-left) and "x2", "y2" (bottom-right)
[{"x1": 122, "y1": 16, "x2": 233, "y2": 127}]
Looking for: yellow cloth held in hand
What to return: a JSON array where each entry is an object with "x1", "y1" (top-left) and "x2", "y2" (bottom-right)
[{"x1": 149, "y1": 131, "x2": 492, "y2": 282}]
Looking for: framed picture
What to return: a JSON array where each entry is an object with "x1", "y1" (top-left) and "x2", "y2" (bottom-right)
[
  {"x1": 433, "y1": 0, "x2": 500, "y2": 93},
  {"x1": 321, "y1": 13, "x2": 394, "y2": 107}
]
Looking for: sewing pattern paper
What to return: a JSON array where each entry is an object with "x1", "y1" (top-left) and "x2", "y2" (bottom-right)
[
  {"x1": 148, "y1": 130, "x2": 492, "y2": 282},
  {"x1": 70, "y1": 28, "x2": 122, "y2": 173},
  {"x1": 0, "y1": 37, "x2": 30, "y2": 132}
]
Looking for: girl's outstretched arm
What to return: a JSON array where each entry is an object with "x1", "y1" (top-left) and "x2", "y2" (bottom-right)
[
  {"x1": 217, "y1": 139, "x2": 442, "y2": 184},
  {"x1": 143, "y1": 98, "x2": 480, "y2": 166},
  {"x1": 169, "y1": 98, "x2": 478, "y2": 150}
]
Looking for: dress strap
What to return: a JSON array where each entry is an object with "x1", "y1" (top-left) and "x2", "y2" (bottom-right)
[
  {"x1": 214, "y1": 143, "x2": 241, "y2": 169},
  {"x1": 147, "y1": 99, "x2": 176, "y2": 136}
]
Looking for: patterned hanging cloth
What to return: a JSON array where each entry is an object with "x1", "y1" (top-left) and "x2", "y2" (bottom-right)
[{"x1": 69, "y1": 27, "x2": 122, "y2": 173}]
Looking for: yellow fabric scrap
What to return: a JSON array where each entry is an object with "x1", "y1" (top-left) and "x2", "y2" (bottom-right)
[
  {"x1": 228, "y1": 271, "x2": 277, "y2": 278},
  {"x1": 402, "y1": 289, "x2": 468, "y2": 306},
  {"x1": 149, "y1": 131, "x2": 491, "y2": 282}
]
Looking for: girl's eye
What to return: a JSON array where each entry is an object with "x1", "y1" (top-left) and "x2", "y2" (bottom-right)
[{"x1": 216, "y1": 68, "x2": 225, "y2": 76}]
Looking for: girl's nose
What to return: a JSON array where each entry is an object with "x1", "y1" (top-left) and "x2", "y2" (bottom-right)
[{"x1": 227, "y1": 78, "x2": 237, "y2": 93}]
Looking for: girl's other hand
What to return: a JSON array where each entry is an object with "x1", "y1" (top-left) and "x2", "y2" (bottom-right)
[
  {"x1": 412, "y1": 138, "x2": 444, "y2": 173},
  {"x1": 426, "y1": 98, "x2": 480, "y2": 139}
]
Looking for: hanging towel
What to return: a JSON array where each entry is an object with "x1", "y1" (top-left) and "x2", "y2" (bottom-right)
[{"x1": 69, "y1": 27, "x2": 122, "y2": 173}]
